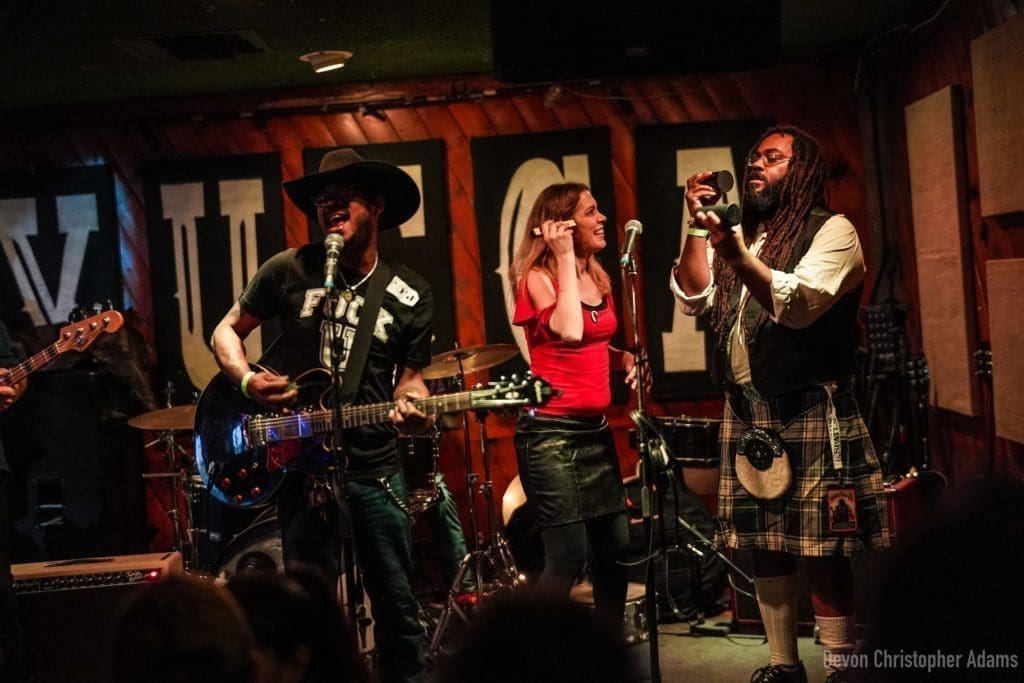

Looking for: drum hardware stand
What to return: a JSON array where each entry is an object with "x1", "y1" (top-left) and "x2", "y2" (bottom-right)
[
  {"x1": 428, "y1": 359, "x2": 523, "y2": 659},
  {"x1": 622, "y1": 248, "x2": 663, "y2": 682},
  {"x1": 141, "y1": 382, "x2": 200, "y2": 570}
]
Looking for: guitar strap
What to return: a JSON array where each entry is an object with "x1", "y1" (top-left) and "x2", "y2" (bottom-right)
[{"x1": 338, "y1": 258, "x2": 392, "y2": 404}]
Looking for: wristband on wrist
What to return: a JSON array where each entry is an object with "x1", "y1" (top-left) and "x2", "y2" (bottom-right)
[
  {"x1": 240, "y1": 370, "x2": 257, "y2": 399},
  {"x1": 687, "y1": 227, "x2": 710, "y2": 238}
]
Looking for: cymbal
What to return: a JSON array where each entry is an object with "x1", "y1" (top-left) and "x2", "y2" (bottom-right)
[
  {"x1": 422, "y1": 343, "x2": 519, "y2": 380},
  {"x1": 127, "y1": 404, "x2": 197, "y2": 431}
]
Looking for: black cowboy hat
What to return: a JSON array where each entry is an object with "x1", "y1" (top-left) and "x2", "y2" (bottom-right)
[{"x1": 282, "y1": 148, "x2": 420, "y2": 230}]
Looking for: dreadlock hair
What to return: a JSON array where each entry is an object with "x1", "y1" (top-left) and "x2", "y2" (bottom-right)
[
  {"x1": 709, "y1": 125, "x2": 829, "y2": 346},
  {"x1": 508, "y1": 182, "x2": 612, "y2": 297}
]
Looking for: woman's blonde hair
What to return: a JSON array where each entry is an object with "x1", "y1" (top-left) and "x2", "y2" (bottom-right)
[{"x1": 507, "y1": 182, "x2": 611, "y2": 296}]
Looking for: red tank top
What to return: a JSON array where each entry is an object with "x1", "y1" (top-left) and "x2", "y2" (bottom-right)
[{"x1": 513, "y1": 277, "x2": 617, "y2": 417}]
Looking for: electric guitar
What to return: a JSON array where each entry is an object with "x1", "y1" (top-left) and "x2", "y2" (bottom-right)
[
  {"x1": 194, "y1": 369, "x2": 555, "y2": 507},
  {"x1": 0, "y1": 308, "x2": 124, "y2": 388}
]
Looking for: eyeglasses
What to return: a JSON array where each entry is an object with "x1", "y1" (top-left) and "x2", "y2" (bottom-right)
[
  {"x1": 746, "y1": 150, "x2": 791, "y2": 167},
  {"x1": 313, "y1": 186, "x2": 366, "y2": 209}
]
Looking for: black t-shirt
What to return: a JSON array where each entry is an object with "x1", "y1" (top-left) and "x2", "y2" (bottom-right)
[{"x1": 239, "y1": 243, "x2": 433, "y2": 479}]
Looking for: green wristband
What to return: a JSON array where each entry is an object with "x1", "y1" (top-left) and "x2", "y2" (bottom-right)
[
  {"x1": 687, "y1": 227, "x2": 710, "y2": 238},
  {"x1": 240, "y1": 370, "x2": 256, "y2": 399}
]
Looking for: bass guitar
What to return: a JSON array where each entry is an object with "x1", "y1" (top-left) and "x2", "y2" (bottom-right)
[
  {"x1": 0, "y1": 307, "x2": 124, "y2": 388},
  {"x1": 194, "y1": 369, "x2": 555, "y2": 507}
]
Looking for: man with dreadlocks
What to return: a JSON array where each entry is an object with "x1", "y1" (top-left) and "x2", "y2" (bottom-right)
[{"x1": 670, "y1": 126, "x2": 890, "y2": 683}]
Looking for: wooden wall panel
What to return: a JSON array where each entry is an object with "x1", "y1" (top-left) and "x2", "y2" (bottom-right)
[
  {"x1": 883, "y1": 0, "x2": 1024, "y2": 483},
  {"x1": 905, "y1": 86, "x2": 979, "y2": 417},
  {"x1": 986, "y1": 259, "x2": 1024, "y2": 445},
  {"x1": 971, "y1": 12, "x2": 1024, "y2": 217}
]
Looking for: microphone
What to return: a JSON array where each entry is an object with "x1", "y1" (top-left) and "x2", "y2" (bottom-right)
[
  {"x1": 619, "y1": 219, "x2": 643, "y2": 266},
  {"x1": 700, "y1": 203, "x2": 743, "y2": 229},
  {"x1": 706, "y1": 170, "x2": 734, "y2": 194},
  {"x1": 323, "y1": 233, "x2": 344, "y2": 289}
]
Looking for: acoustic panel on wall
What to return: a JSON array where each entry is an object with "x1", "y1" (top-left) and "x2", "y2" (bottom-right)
[
  {"x1": 985, "y1": 258, "x2": 1024, "y2": 445},
  {"x1": 971, "y1": 12, "x2": 1024, "y2": 217},
  {"x1": 904, "y1": 86, "x2": 980, "y2": 416}
]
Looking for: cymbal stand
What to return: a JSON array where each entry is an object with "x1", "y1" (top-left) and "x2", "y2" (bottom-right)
[
  {"x1": 141, "y1": 427, "x2": 195, "y2": 569},
  {"x1": 475, "y1": 406, "x2": 521, "y2": 588},
  {"x1": 428, "y1": 363, "x2": 522, "y2": 658}
]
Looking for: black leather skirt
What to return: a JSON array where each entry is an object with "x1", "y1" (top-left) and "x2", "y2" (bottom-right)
[{"x1": 513, "y1": 414, "x2": 626, "y2": 528}]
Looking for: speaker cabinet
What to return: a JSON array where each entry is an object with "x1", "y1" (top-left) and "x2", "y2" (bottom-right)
[
  {"x1": 12, "y1": 552, "x2": 184, "y2": 682},
  {"x1": 0, "y1": 369, "x2": 148, "y2": 562}
]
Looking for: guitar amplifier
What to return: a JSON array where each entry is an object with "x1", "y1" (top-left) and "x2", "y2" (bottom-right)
[
  {"x1": 12, "y1": 551, "x2": 183, "y2": 593},
  {"x1": 12, "y1": 552, "x2": 183, "y2": 682}
]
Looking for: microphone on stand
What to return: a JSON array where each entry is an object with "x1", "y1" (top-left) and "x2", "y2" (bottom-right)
[
  {"x1": 323, "y1": 233, "x2": 345, "y2": 289},
  {"x1": 619, "y1": 219, "x2": 643, "y2": 266}
]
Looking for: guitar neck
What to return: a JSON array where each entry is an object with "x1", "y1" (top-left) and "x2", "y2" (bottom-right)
[
  {"x1": 342, "y1": 391, "x2": 486, "y2": 428},
  {"x1": 247, "y1": 390, "x2": 484, "y2": 444},
  {"x1": 1, "y1": 342, "x2": 61, "y2": 386}
]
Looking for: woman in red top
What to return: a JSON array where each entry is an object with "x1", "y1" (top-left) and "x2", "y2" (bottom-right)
[{"x1": 509, "y1": 182, "x2": 634, "y2": 629}]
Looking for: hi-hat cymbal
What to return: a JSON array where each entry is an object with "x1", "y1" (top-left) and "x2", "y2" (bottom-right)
[
  {"x1": 422, "y1": 343, "x2": 519, "y2": 380},
  {"x1": 127, "y1": 404, "x2": 197, "y2": 431}
]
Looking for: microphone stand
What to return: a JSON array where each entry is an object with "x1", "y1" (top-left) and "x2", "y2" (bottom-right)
[
  {"x1": 324, "y1": 286, "x2": 367, "y2": 653},
  {"x1": 621, "y1": 250, "x2": 662, "y2": 683}
]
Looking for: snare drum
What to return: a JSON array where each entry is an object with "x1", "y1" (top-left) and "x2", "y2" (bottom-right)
[
  {"x1": 654, "y1": 416, "x2": 721, "y2": 466},
  {"x1": 654, "y1": 416, "x2": 722, "y2": 498},
  {"x1": 398, "y1": 431, "x2": 440, "y2": 515}
]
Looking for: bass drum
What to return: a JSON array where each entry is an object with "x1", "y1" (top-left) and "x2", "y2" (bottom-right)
[
  {"x1": 212, "y1": 510, "x2": 283, "y2": 578},
  {"x1": 211, "y1": 514, "x2": 377, "y2": 655}
]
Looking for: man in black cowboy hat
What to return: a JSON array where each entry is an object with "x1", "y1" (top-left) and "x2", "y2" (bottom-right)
[{"x1": 211, "y1": 148, "x2": 434, "y2": 682}]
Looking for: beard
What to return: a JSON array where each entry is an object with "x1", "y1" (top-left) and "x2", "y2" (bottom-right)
[{"x1": 741, "y1": 177, "x2": 782, "y2": 227}]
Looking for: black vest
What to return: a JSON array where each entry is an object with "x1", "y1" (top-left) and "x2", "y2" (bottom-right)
[{"x1": 712, "y1": 207, "x2": 862, "y2": 396}]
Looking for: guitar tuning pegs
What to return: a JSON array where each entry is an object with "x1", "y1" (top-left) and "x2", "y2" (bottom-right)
[
  {"x1": 510, "y1": 373, "x2": 519, "y2": 381},
  {"x1": 104, "y1": 299, "x2": 114, "y2": 311},
  {"x1": 92, "y1": 302, "x2": 102, "y2": 315}
]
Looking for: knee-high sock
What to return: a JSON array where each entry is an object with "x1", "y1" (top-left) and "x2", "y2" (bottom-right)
[
  {"x1": 754, "y1": 574, "x2": 801, "y2": 666},
  {"x1": 816, "y1": 614, "x2": 855, "y2": 673}
]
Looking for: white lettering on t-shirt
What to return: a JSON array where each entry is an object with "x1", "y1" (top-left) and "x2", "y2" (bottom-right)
[
  {"x1": 300, "y1": 288, "x2": 327, "y2": 317},
  {"x1": 386, "y1": 275, "x2": 420, "y2": 307}
]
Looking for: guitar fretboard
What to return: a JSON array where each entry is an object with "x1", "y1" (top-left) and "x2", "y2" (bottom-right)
[
  {"x1": 246, "y1": 390, "x2": 481, "y2": 444},
  {"x1": 2, "y1": 343, "x2": 61, "y2": 386}
]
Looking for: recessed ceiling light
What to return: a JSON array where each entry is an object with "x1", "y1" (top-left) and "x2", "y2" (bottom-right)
[{"x1": 299, "y1": 50, "x2": 353, "y2": 73}]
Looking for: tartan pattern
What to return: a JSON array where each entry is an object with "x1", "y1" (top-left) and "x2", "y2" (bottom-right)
[{"x1": 716, "y1": 386, "x2": 891, "y2": 556}]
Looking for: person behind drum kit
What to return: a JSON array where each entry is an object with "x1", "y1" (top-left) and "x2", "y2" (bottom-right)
[
  {"x1": 507, "y1": 182, "x2": 639, "y2": 631},
  {"x1": 210, "y1": 148, "x2": 435, "y2": 683},
  {"x1": 0, "y1": 319, "x2": 27, "y2": 682},
  {"x1": 671, "y1": 126, "x2": 891, "y2": 683}
]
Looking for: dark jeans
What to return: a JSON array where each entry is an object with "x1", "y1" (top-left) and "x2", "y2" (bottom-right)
[
  {"x1": 423, "y1": 476, "x2": 472, "y2": 591},
  {"x1": 277, "y1": 471, "x2": 425, "y2": 683}
]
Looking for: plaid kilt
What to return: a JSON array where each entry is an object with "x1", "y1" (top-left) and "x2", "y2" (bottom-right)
[{"x1": 716, "y1": 385, "x2": 891, "y2": 556}]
